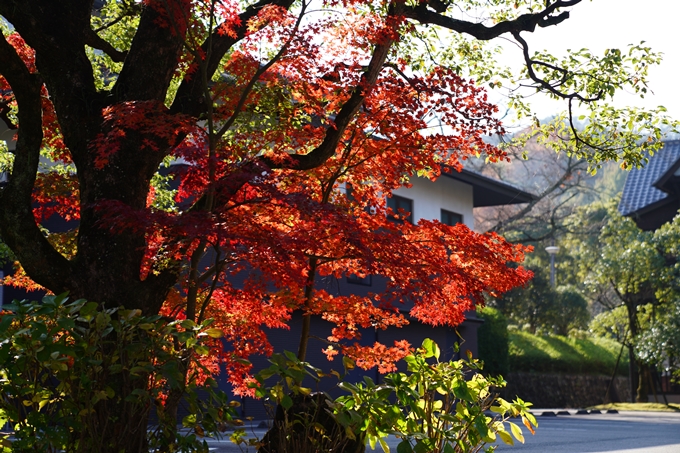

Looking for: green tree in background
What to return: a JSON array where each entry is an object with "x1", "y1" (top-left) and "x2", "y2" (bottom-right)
[
  {"x1": 568, "y1": 200, "x2": 680, "y2": 402},
  {"x1": 491, "y1": 268, "x2": 589, "y2": 335}
]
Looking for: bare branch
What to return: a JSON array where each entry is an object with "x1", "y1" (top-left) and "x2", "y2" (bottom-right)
[
  {"x1": 0, "y1": 99, "x2": 17, "y2": 130},
  {"x1": 84, "y1": 27, "x2": 127, "y2": 63},
  {"x1": 114, "y1": 0, "x2": 187, "y2": 101},
  {"x1": 0, "y1": 32, "x2": 72, "y2": 292},
  {"x1": 402, "y1": 0, "x2": 581, "y2": 40}
]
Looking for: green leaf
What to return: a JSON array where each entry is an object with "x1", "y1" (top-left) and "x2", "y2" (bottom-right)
[
  {"x1": 180, "y1": 319, "x2": 198, "y2": 330},
  {"x1": 413, "y1": 440, "x2": 430, "y2": 453},
  {"x1": 182, "y1": 414, "x2": 197, "y2": 427},
  {"x1": 195, "y1": 345, "x2": 210, "y2": 356},
  {"x1": 343, "y1": 356, "x2": 355, "y2": 371},
  {"x1": 397, "y1": 440, "x2": 413, "y2": 453},
  {"x1": 80, "y1": 302, "x2": 99, "y2": 318},
  {"x1": 281, "y1": 394, "x2": 293, "y2": 410},
  {"x1": 509, "y1": 422, "x2": 525, "y2": 444},
  {"x1": 283, "y1": 350, "x2": 298, "y2": 362},
  {"x1": 453, "y1": 379, "x2": 473, "y2": 402},
  {"x1": 204, "y1": 328, "x2": 224, "y2": 338},
  {"x1": 421, "y1": 338, "x2": 440, "y2": 359},
  {"x1": 498, "y1": 429, "x2": 514, "y2": 445},
  {"x1": 0, "y1": 314, "x2": 15, "y2": 334}
]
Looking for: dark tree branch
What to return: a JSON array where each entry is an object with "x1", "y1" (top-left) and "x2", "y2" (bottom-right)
[
  {"x1": 0, "y1": 0, "x2": 100, "y2": 166},
  {"x1": 512, "y1": 31, "x2": 600, "y2": 103},
  {"x1": 182, "y1": 3, "x2": 402, "y2": 214},
  {"x1": 214, "y1": 0, "x2": 308, "y2": 140},
  {"x1": 261, "y1": 16, "x2": 398, "y2": 171},
  {"x1": 171, "y1": 0, "x2": 297, "y2": 117},
  {"x1": 403, "y1": 0, "x2": 580, "y2": 40},
  {"x1": 84, "y1": 27, "x2": 127, "y2": 63},
  {"x1": 0, "y1": 99, "x2": 17, "y2": 130},
  {"x1": 113, "y1": 0, "x2": 188, "y2": 102},
  {"x1": 487, "y1": 156, "x2": 582, "y2": 235},
  {"x1": 93, "y1": 1, "x2": 143, "y2": 33},
  {"x1": 0, "y1": 32, "x2": 72, "y2": 292}
]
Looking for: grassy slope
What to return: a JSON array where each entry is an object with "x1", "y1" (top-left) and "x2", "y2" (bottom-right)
[{"x1": 509, "y1": 331, "x2": 629, "y2": 375}]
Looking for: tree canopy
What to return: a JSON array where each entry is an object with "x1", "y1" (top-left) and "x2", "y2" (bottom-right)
[{"x1": 0, "y1": 0, "x2": 674, "y2": 432}]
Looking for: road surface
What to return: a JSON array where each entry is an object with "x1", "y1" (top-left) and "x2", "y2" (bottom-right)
[{"x1": 201, "y1": 410, "x2": 680, "y2": 452}]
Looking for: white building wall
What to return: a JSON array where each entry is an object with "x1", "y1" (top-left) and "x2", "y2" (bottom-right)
[{"x1": 392, "y1": 175, "x2": 475, "y2": 230}]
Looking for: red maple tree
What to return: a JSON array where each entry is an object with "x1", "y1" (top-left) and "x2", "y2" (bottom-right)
[{"x1": 0, "y1": 0, "x2": 664, "y2": 450}]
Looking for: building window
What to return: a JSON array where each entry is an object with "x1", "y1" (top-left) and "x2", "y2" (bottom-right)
[
  {"x1": 441, "y1": 209, "x2": 463, "y2": 226},
  {"x1": 347, "y1": 274, "x2": 372, "y2": 286},
  {"x1": 387, "y1": 195, "x2": 413, "y2": 223}
]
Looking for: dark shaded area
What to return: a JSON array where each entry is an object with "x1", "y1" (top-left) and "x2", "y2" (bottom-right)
[
  {"x1": 504, "y1": 372, "x2": 631, "y2": 408},
  {"x1": 259, "y1": 393, "x2": 365, "y2": 453}
]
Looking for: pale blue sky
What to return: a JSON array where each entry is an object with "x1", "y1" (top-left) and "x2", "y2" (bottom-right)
[{"x1": 498, "y1": 0, "x2": 680, "y2": 122}]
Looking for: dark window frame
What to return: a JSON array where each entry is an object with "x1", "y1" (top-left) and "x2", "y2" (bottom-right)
[
  {"x1": 387, "y1": 195, "x2": 413, "y2": 223},
  {"x1": 440, "y1": 209, "x2": 463, "y2": 226}
]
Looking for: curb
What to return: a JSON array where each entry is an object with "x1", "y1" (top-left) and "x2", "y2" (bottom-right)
[{"x1": 531, "y1": 409, "x2": 619, "y2": 417}]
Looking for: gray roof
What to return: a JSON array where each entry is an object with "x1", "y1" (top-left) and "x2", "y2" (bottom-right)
[
  {"x1": 619, "y1": 140, "x2": 680, "y2": 216},
  {"x1": 444, "y1": 168, "x2": 536, "y2": 207}
]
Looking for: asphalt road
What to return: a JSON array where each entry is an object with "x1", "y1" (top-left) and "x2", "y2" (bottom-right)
[
  {"x1": 201, "y1": 410, "x2": 680, "y2": 453},
  {"x1": 493, "y1": 410, "x2": 680, "y2": 453}
]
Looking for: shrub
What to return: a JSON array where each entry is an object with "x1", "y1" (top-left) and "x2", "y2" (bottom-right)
[
  {"x1": 339, "y1": 339, "x2": 537, "y2": 453},
  {"x1": 0, "y1": 295, "x2": 239, "y2": 452},
  {"x1": 477, "y1": 306, "x2": 509, "y2": 376},
  {"x1": 509, "y1": 331, "x2": 629, "y2": 375},
  {"x1": 250, "y1": 339, "x2": 537, "y2": 453}
]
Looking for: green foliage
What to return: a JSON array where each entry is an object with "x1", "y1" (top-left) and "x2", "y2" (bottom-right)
[
  {"x1": 338, "y1": 339, "x2": 537, "y2": 453},
  {"x1": 508, "y1": 41, "x2": 677, "y2": 171},
  {"x1": 508, "y1": 331, "x2": 629, "y2": 376},
  {"x1": 593, "y1": 301, "x2": 680, "y2": 380},
  {"x1": 589, "y1": 306, "x2": 631, "y2": 344},
  {"x1": 250, "y1": 351, "x2": 365, "y2": 453},
  {"x1": 566, "y1": 201, "x2": 680, "y2": 384},
  {"x1": 492, "y1": 270, "x2": 589, "y2": 336},
  {"x1": 553, "y1": 286, "x2": 590, "y2": 336},
  {"x1": 0, "y1": 295, "x2": 239, "y2": 452},
  {"x1": 636, "y1": 306, "x2": 680, "y2": 376},
  {"x1": 477, "y1": 306, "x2": 509, "y2": 376},
  {"x1": 248, "y1": 339, "x2": 536, "y2": 453}
]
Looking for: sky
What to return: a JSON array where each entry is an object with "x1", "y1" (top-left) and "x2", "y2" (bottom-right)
[{"x1": 494, "y1": 0, "x2": 680, "y2": 123}]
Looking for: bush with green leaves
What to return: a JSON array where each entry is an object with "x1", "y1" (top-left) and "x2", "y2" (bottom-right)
[
  {"x1": 338, "y1": 339, "x2": 537, "y2": 453},
  {"x1": 509, "y1": 330, "x2": 628, "y2": 375},
  {"x1": 249, "y1": 339, "x2": 537, "y2": 453},
  {"x1": 0, "y1": 294, "x2": 239, "y2": 453}
]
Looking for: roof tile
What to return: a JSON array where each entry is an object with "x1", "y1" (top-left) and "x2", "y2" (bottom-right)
[{"x1": 618, "y1": 140, "x2": 680, "y2": 216}]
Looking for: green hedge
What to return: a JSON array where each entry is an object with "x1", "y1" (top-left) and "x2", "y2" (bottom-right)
[
  {"x1": 477, "y1": 307, "x2": 509, "y2": 376},
  {"x1": 509, "y1": 331, "x2": 629, "y2": 376}
]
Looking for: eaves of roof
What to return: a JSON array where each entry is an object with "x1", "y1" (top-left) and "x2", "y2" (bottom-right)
[
  {"x1": 619, "y1": 140, "x2": 680, "y2": 216},
  {"x1": 442, "y1": 168, "x2": 537, "y2": 207}
]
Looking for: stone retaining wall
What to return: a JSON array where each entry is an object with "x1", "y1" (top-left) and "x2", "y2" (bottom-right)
[{"x1": 503, "y1": 372, "x2": 631, "y2": 408}]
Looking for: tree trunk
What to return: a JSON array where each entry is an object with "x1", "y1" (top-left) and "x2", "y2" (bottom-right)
[
  {"x1": 79, "y1": 381, "x2": 152, "y2": 453},
  {"x1": 636, "y1": 362, "x2": 650, "y2": 403}
]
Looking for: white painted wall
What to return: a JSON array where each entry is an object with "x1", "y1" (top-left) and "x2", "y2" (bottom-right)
[{"x1": 392, "y1": 175, "x2": 475, "y2": 231}]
